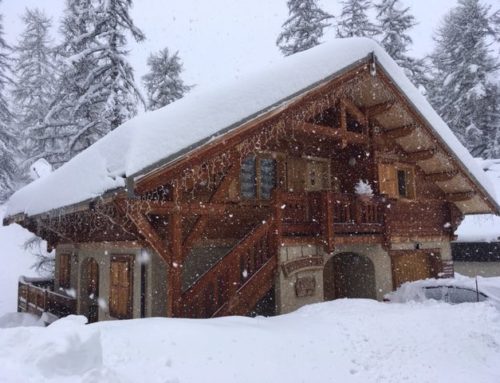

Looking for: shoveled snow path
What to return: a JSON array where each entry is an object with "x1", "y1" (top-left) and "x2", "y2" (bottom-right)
[{"x1": 0, "y1": 300, "x2": 499, "y2": 383}]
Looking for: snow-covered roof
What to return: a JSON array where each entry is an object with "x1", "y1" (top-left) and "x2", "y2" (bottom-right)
[
  {"x1": 455, "y1": 159, "x2": 500, "y2": 242},
  {"x1": 5, "y1": 38, "x2": 498, "y2": 218}
]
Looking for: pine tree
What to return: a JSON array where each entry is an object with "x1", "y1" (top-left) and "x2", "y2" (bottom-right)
[
  {"x1": 337, "y1": 0, "x2": 378, "y2": 38},
  {"x1": 276, "y1": 0, "x2": 332, "y2": 56},
  {"x1": 97, "y1": 0, "x2": 145, "y2": 128},
  {"x1": 428, "y1": 0, "x2": 500, "y2": 158},
  {"x1": 0, "y1": 2, "x2": 18, "y2": 201},
  {"x1": 374, "y1": 0, "x2": 428, "y2": 90},
  {"x1": 143, "y1": 48, "x2": 192, "y2": 111},
  {"x1": 42, "y1": 0, "x2": 144, "y2": 168},
  {"x1": 12, "y1": 9, "x2": 58, "y2": 168}
]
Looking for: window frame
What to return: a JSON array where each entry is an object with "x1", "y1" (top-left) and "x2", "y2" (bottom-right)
[
  {"x1": 240, "y1": 153, "x2": 278, "y2": 201},
  {"x1": 378, "y1": 162, "x2": 415, "y2": 199}
]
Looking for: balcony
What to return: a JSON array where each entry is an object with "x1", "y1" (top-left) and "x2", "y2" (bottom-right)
[
  {"x1": 18, "y1": 277, "x2": 77, "y2": 320},
  {"x1": 279, "y1": 191, "x2": 385, "y2": 247}
]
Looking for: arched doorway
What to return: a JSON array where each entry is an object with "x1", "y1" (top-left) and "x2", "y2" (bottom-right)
[
  {"x1": 324, "y1": 253, "x2": 376, "y2": 300},
  {"x1": 81, "y1": 258, "x2": 99, "y2": 323}
]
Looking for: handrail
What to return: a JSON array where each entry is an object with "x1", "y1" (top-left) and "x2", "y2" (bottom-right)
[
  {"x1": 18, "y1": 278, "x2": 76, "y2": 318},
  {"x1": 180, "y1": 218, "x2": 274, "y2": 318}
]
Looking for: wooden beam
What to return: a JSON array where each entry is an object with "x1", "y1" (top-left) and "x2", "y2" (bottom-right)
[
  {"x1": 183, "y1": 161, "x2": 241, "y2": 249},
  {"x1": 363, "y1": 100, "x2": 395, "y2": 118},
  {"x1": 381, "y1": 125, "x2": 415, "y2": 140},
  {"x1": 375, "y1": 66, "x2": 499, "y2": 215},
  {"x1": 323, "y1": 191, "x2": 335, "y2": 253},
  {"x1": 446, "y1": 191, "x2": 476, "y2": 202},
  {"x1": 136, "y1": 62, "x2": 370, "y2": 195},
  {"x1": 404, "y1": 148, "x2": 437, "y2": 162},
  {"x1": 169, "y1": 183, "x2": 183, "y2": 317},
  {"x1": 299, "y1": 122, "x2": 368, "y2": 145},
  {"x1": 340, "y1": 98, "x2": 368, "y2": 126},
  {"x1": 125, "y1": 208, "x2": 171, "y2": 262},
  {"x1": 425, "y1": 170, "x2": 458, "y2": 182}
]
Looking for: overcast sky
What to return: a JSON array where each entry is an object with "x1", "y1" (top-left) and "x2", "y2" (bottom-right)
[{"x1": 2, "y1": 0, "x2": 499, "y2": 92}]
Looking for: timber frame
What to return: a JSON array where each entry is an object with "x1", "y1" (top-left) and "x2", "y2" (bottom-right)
[{"x1": 8, "y1": 52, "x2": 499, "y2": 321}]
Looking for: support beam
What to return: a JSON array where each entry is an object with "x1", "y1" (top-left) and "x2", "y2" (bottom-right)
[
  {"x1": 363, "y1": 100, "x2": 395, "y2": 118},
  {"x1": 340, "y1": 98, "x2": 368, "y2": 126},
  {"x1": 169, "y1": 183, "x2": 183, "y2": 317},
  {"x1": 404, "y1": 148, "x2": 437, "y2": 162},
  {"x1": 125, "y1": 207, "x2": 171, "y2": 262},
  {"x1": 183, "y1": 160, "x2": 241, "y2": 249},
  {"x1": 299, "y1": 122, "x2": 368, "y2": 146},
  {"x1": 381, "y1": 125, "x2": 415, "y2": 140},
  {"x1": 425, "y1": 170, "x2": 458, "y2": 182},
  {"x1": 446, "y1": 191, "x2": 476, "y2": 202}
]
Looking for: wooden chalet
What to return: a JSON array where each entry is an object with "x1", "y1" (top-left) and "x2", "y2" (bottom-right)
[{"x1": 5, "y1": 38, "x2": 499, "y2": 322}]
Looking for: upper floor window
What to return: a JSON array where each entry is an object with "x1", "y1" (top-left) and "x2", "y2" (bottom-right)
[
  {"x1": 240, "y1": 155, "x2": 277, "y2": 200},
  {"x1": 378, "y1": 163, "x2": 415, "y2": 199}
]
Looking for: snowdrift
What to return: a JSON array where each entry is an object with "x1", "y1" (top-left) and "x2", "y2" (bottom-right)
[{"x1": 0, "y1": 300, "x2": 499, "y2": 383}]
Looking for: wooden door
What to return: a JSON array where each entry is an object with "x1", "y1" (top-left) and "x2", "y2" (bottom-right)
[
  {"x1": 110, "y1": 255, "x2": 133, "y2": 319},
  {"x1": 391, "y1": 250, "x2": 439, "y2": 288}
]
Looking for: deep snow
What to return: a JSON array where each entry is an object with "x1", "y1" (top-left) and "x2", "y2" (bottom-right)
[{"x1": 0, "y1": 300, "x2": 499, "y2": 383}]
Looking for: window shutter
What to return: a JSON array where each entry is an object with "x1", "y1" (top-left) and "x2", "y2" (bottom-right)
[{"x1": 378, "y1": 163, "x2": 397, "y2": 198}]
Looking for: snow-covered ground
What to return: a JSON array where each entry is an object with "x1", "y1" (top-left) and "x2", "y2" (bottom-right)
[
  {"x1": 0, "y1": 206, "x2": 38, "y2": 316},
  {"x1": 0, "y1": 300, "x2": 499, "y2": 383}
]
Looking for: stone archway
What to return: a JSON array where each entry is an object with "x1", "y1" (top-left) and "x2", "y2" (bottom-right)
[
  {"x1": 324, "y1": 253, "x2": 376, "y2": 300},
  {"x1": 80, "y1": 257, "x2": 99, "y2": 323}
]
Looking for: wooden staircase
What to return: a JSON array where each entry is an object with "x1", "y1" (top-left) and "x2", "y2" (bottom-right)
[{"x1": 178, "y1": 219, "x2": 277, "y2": 318}]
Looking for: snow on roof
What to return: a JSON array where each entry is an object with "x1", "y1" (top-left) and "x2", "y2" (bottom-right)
[
  {"x1": 5, "y1": 38, "x2": 498, "y2": 217},
  {"x1": 455, "y1": 159, "x2": 500, "y2": 242}
]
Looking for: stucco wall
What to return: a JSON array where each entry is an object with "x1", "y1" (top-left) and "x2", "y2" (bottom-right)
[
  {"x1": 276, "y1": 245, "x2": 324, "y2": 314},
  {"x1": 325, "y1": 244, "x2": 393, "y2": 301},
  {"x1": 56, "y1": 243, "x2": 166, "y2": 321},
  {"x1": 276, "y1": 243, "x2": 394, "y2": 314}
]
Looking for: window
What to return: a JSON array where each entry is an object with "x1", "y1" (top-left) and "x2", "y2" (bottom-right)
[
  {"x1": 378, "y1": 163, "x2": 415, "y2": 199},
  {"x1": 109, "y1": 255, "x2": 134, "y2": 319},
  {"x1": 59, "y1": 253, "x2": 71, "y2": 289},
  {"x1": 240, "y1": 155, "x2": 277, "y2": 200}
]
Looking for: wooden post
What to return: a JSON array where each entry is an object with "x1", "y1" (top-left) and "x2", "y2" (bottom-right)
[
  {"x1": 273, "y1": 190, "x2": 283, "y2": 248},
  {"x1": 324, "y1": 191, "x2": 335, "y2": 253},
  {"x1": 169, "y1": 182, "x2": 183, "y2": 317},
  {"x1": 354, "y1": 197, "x2": 363, "y2": 225}
]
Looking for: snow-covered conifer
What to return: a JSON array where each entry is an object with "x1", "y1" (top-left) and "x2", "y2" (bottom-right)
[
  {"x1": 374, "y1": 0, "x2": 428, "y2": 90},
  {"x1": 337, "y1": 0, "x2": 378, "y2": 38},
  {"x1": 428, "y1": 0, "x2": 500, "y2": 158},
  {"x1": 143, "y1": 48, "x2": 192, "y2": 111},
  {"x1": 0, "y1": 2, "x2": 18, "y2": 201},
  {"x1": 276, "y1": 0, "x2": 332, "y2": 56},
  {"x1": 12, "y1": 9, "x2": 58, "y2": 168},
  {"x1": 42, "y1": 0, "x2": 144, "y2": 168},
  {"x1": 97, "y1": 0, "x2": 145, "y2": 128}
]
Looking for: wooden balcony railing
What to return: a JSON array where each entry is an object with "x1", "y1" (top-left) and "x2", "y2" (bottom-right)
[
  {"x1": 179, "y1": 218, "x2": 276, "y2": 318},
  {"x1": 281, "y1": 191, "x2": 385, "y2": 240},
  {"x1": 18, "y1": 277, "x2": 77, "y2": 319}
]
